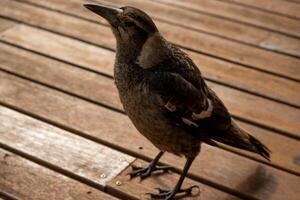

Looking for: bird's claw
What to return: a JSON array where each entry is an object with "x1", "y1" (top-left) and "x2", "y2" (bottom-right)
[
  {"x1": 128, "y1": 164, "x2": 174, "y2": 180},
  {"x1": 147, "y1": 185, "x2": 200, "y2": 200}
]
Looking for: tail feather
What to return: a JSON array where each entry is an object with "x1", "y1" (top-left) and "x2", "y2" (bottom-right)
[
  {"x1": 211, "y1": 120, "x2": 271, "y2": 161},
  {"x1": 248, "y1": 135, "x2": 271, "y2": 161}
]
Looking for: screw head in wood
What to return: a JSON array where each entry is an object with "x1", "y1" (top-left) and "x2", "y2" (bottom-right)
[
  {"x1": 100, "y1": 174, "x2": 107, "y2": 178},
  {"x1": 115, "y1": 180, "x2": 122, "y2": 186}
]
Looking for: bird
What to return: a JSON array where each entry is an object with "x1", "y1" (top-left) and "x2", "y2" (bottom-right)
[{"x1": 84, "y1": 4, "x2": 271, "y2": 200}]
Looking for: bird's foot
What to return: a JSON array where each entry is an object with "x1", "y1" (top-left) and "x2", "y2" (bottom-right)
[
  {"x1": 128, "y1": 164, "x2": 173, "y2": 180},
  {"x1": 148, "y1": 185, "x2": 199, "y2": 200}
]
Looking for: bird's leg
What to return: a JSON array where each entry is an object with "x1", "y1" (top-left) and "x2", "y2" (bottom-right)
[
  {"x1": 128, "y1": 151, "x2": 173, "y2": 180},
  {"x1": 148, "y1": 156, "x2": 199, "y2": 200}
]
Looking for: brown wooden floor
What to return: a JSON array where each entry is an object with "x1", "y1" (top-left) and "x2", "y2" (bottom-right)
[{"x1": 0, "y1": 0, "x2": 300, "y2": 199}]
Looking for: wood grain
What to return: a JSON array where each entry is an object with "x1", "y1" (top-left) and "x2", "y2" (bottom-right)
[
  {"x1": 221, "y1": 0, "x2": 300, "y2": 19},
  {"x1": 0, "y1": 43, "x2": 300, "y2": 174},
  {"x1": 0, "y1": 105, "x2": 135, "y2": 188},
  {"x1": 0, "y1": 108, "x2": 241, "y2": 199},
  {"x1": 0, "y1": 72, "x2": 299, "y2": 200},
  {"x1": 21, "y1": 0, "x2": 300, "y2": 57},
  {"x1": 0, "y1": 18, "x2": 16, "y2": 33},
  {"x1": 1, "y1": 25, "x2": 299, "y2": 139},
  {"x1": 155, "y1": 0, "x2": 300, "y2": 37},
  {"x1": 1, "y1": 1, "x2": 300, "y2": 107},
  {"x1": 0, "y1": 149, "x2": 118, "y2": 200},
  {"x1": 10, "y1": 0, "x2": 300, "y2": 76}
]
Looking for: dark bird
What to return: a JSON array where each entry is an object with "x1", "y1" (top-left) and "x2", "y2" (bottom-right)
[{"x1": 84, "y1": 4, "x2": 271, "y2": 200}]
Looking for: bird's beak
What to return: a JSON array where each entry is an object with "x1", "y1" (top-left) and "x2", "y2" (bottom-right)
[{"x1": 84, "y1": 4, "x2": 123, "y2": 27}]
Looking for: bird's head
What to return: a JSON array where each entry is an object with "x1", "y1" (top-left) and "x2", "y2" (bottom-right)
[{"x1": 84, "y1": 4, "x2": 159, "y2": 56}]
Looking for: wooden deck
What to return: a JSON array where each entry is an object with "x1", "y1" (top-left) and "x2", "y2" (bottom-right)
[{"x1": 0, "y1": 0, "x2": 299, "y2": 199}]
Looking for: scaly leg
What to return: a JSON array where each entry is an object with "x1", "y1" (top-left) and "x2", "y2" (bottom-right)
[
  {"x1": 128, "y1": 151, "x2": 173, "y2": 180},
  {"x1": 149, "y1": 156, "x2": 199, "y2": 200}
]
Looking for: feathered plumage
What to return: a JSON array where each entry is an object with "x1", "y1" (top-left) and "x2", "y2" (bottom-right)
[{"x1": 85, "y1": 4, "x2": 271, "y2": 199}]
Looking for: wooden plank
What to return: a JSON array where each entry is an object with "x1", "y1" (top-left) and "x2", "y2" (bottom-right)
[
  {"x1": 0, "y1": 149, "x2": 118, "y2": 200},
  {"x1": 1, "y1": 25, "x2": 299, "y2": 139},
  {"x1": 0, "y1": 72, "x2": 299, "y2": 200},
  {"x1": 155, "y1": 0, "x2": 300, "y2": 38},
  {"x1": 0, "y1": 43, "x2": 300, "y2": 175},
  {"x1": 1, "y1": 44, "x2": 300, "y2": 175},
  {"x1": 11, "y1": 0, "x2": 300, "y2": 77},
  {"x1": 221, "y1": 0, "x2": 300, "y2": 19},
  {"x1": 0, "y1": 108, "x2": 239, "y2": 200},
  {"x1": 107, "y1": 160, "x2": 240, "y2": 200},
  {"x1": 0, "y1": 43, "x2": 120, "y2": 110},
  {"x1": 1, "y1": 3, "x2": 300, "y2": 109},
  {"x1": 0, "y1": 104, "x2": 135, "y2": 188},
  {"x1": 0, "y1": 6, "x2": 299, "y2": 109}
]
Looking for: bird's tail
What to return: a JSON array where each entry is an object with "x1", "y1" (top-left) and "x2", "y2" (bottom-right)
[{"x1": 211, "y1": 120, "x2": 271, "y2": 161}]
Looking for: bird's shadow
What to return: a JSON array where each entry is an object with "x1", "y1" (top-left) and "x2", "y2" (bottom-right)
[{"x1": 226, "y1": 165, "x2": 277, "y2": 200}]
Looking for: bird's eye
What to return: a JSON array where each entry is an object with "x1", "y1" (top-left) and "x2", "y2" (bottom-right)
[{"x1": 124, "y1": 21, "x2": 135, "y2": 27}]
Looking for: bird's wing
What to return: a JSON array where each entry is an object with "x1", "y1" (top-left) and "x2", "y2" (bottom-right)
[
  {"x1": 146, "y1": 72, "x2": 208, "y2": 115},
  {"x1": 145, "y1": 71, "x2": 232, "y2": 132}
]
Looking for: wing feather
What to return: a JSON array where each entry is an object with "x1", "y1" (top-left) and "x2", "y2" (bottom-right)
[{"x1": 146, "y1": 72, "x2": 208, "y2": 114}]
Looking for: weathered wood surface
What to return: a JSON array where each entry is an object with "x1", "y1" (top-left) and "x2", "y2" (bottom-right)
[
  {"x1": 1, "y1": 2, "x2": 300, "y2": 107},
  {"x1": 155, "y1": 0, "x2": 300, "y2": 38},
  {"x1": 0, "y1": 107, "x2": 238, "y2": 200},
  {"x1": 1, "y1": 25, "x2": 299, "y2": 139},
  {"x1": 7, "y1": 0, "x2": 300, "y2": 78},
  {"x1": 1, "y1": 72, "x2": 299, "y2": 200},
  {"x1": 0, "y1": 149, "x2": 118, "y2": 200},
  {"x1": 1, "y1": 43, "x2": 300, "y2": 175},
  {"x1": 18, "y1": 0, "x2": 300, "y2": 58},
  {"x1": 0, "y1": 106, "x2": 135, "y2": 188},
  {"x1": 219, "y1": 0, "x2": 300, "y2": 19}
]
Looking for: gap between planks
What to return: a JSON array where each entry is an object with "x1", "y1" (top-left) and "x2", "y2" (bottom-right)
[
  {"x1": 152, "y1": 0, "x2": 300, "y2": 39},
  {"x1": 218, "y1": 0, "x2": 300, "y2": 20},
  {"x1": 0, "y1": 22, "x2": 299, "y2": 110}
]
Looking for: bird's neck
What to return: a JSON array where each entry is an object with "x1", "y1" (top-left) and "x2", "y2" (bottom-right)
[
  {"x1": 115, "y1": 32, "x2": 169, "y2": 66},
  {"x1": 115, "y1": 34, "x2": 146, "y2": 63},
  {"x1": 115, "y1": 45, "x2": 140, "y2": 63},
  {"x1": 137, "y1": 32, "x2": 170, "y2": 69}
]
